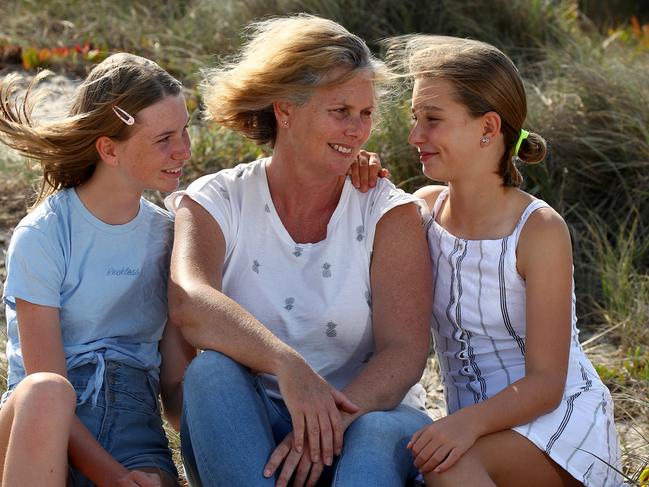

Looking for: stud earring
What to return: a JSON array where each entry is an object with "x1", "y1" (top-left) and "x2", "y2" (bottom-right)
[
  {"x1": 283, "y1": 120, "x2": 288, "y2": 126},
  {"x1": 481, "y1": 136, "x2": 490, "y2": 145}
]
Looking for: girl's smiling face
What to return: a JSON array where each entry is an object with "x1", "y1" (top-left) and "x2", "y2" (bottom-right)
[
  {"x1": 113, "y1": 93, "x2": 191, "y2": 193},
  {"x1": 408, "y1": 77, "x2": 488, "y2": 183}
]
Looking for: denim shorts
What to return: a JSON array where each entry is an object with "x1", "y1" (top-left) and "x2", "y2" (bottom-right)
[{"x1": 66, "y1": 361, "x2": 178, "y2": 486}]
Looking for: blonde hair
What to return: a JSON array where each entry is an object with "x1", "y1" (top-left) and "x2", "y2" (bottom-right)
[
  {"x1": 201, "y1": 14, "x2": 385, "y2": 147},
  {"x1": 387, "y1": 35, "x2": 546, "y2": 187},
  {"x1": 0, "y1": 53, "x2": 182, "y2": 207}
]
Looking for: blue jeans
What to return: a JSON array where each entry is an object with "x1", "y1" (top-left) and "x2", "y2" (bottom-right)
[
  {"x1": 67, "y1": 362, "x2": 178, "y2": 486},
  {"x1": 181, "y1": 350, "x2": 431, "y2": 486}
]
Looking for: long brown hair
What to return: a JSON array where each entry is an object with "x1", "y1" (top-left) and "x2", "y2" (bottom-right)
[
  {"x1": 387, "y1": 35, "x2": 546, "y2": 187},
  {"x1": 0, "y1": 53, "x2": 182, "y2": 207}
]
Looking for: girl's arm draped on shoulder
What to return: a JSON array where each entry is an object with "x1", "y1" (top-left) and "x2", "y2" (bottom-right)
[
  {"x1": 409, "y1": 206, "x2": 574, "y2": 474},
  {"x1": 168, "y1": 195, "x2": 357, "y2": 461},
  {"x1": 15, "y1": 300, "x2": 155, "y2": 487}
]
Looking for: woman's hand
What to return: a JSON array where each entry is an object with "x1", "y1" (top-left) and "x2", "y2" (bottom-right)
[
  {"x1": 408, "y1": 412, "x2": 481, "y2": 474},
  {"x1": 264, "y1": 432, "x2": 325, "y2": 487},
  {"x1": 348, "y1": 150, "x2": 389, "y2": 192},
  {"x1": 276, "y1": 355, "x2": 358, "y2": 464},
  {"x1": 115, "y1": 470, "x2": 161, "y2": 487}
]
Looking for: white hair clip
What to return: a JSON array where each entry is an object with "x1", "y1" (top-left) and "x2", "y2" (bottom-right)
[{"x1": 112, "y1": 105, "x2": 135, "y2": 125}]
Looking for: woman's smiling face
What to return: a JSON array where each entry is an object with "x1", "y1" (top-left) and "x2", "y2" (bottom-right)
[{"x1": 284, "y1": 71, "x2": 376, "y2": 177}]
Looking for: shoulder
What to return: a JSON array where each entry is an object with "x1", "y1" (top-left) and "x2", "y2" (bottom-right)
[
  {"x1": 517, "y1": 201, "x2": 572, "y2": 278},
  {"x1": 413, "y1": 184, "x2": 447, "y2": 211},
  {"x1": 192, "y1": 159, "x2": 263, "y2": 190},
  {"x1": 141, "y1": 198, "x2": 174, "y2": 224},
  {"x1": 166, "y1": 159, "x2": 265, "y2": 213},
  {"x1": 12, "y1": 190, "x2": 68, "y2": 238},
  {"x1": 520, "y1": 203, "x2": 570, "y2": 241},
  {"x1": 356, "y1": 177, "x2": 417, "y2": 210}
]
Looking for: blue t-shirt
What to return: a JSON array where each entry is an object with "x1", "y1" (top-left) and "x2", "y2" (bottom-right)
[{"x1": 2, "y1": 188, "x2": 173, "y2": 405}]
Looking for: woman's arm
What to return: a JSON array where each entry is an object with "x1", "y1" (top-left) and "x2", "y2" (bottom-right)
[
  {"x1": 16, "y1": 300, "x2": 159, "y2": 487},
  {"x1": 159, "y1": 318, "x2": 197, "y2": 431},
  {"x1": 341, "y1": 202, "x2": 433, "y2": 420},
  {"x1": 168, "y1": 196, "x2": 357, "y2": 461},
  {"x1": 409, "y1": 207, "x2": 574, "y2": 473}
]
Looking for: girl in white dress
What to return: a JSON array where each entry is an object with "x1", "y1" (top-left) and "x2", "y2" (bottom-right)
[{"x1": 387, "y1": 36, "x2": 622, "y2": 486}]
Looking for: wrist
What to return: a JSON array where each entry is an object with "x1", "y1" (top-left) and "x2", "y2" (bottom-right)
[{"x1": 272, "y1": 346, "x2": 307, "y2": 376}]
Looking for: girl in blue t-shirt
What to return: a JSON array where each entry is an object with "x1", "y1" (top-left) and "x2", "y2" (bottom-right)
[{"x1": 0, "y1": 53, "x2": 195, "y2": 487}]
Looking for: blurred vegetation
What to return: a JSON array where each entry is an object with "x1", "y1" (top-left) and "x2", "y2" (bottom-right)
[{"x1": 1, "y1": 0, "x2": 649, "y2": 482}]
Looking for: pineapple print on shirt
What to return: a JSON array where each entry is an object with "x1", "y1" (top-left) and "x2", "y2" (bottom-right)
[
  {"x1": 326, "y1": 321, "x2": 337, "y2": 337},
  {"x1": 356, "y1": 225, "x2": 364, "y2": 242}
]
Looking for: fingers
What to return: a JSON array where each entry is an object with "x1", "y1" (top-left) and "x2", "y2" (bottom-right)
[
  {"x1": 264, "y1": 434, "x2": 293, "y2": 478},
  {"x1": 358, "y1": 154, "x2": 369, "y2": 191},
  {"x1": 329, "y1": 407, "x2": 344, "y2": 457},
  {"x1": 318, "y1": 411, "x2": 334, "y2": 466},
  {"x1": 332, "y1": 388, "x2": 359, "y2": 414},
  {"x1": 292, "y1": 412, "x2": 305, "y2": 454},
  {"x1": 293, "y1": 452, "x2": 313, "y2": 487},
  {"x1": 415, "y1": 442, "x2": 450, "y2": 473},
  {"x1": 307, "y1": 462, "x2": 324, "y2": 487},
  {"x1": 432, "y1": 448, "x2": 462, "y2": 473},
  {"x1": 350, "y1": 159, "x2": 361, "y2": 188},
  {"x1": 306, "y1": 414, "x2": 321, "y2": 463},
  {"x1": 276, "y1": 447, "x2": 303, "y2": 487},
  {"x1": 407, "y1": 426, "x2": 424, "y2": 449}
]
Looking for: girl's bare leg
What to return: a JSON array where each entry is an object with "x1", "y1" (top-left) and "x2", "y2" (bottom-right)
[
  {"x1": 0, "y1": 372, "x2": 76, "y2": 487},
  {"x1": 425, "y1": 430, "x2": 582, "y2": 487}
]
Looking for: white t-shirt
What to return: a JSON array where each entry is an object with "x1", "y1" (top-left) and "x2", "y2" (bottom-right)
[{"x1": 166, "y1": 158, "x2": 426, "y2": 409}]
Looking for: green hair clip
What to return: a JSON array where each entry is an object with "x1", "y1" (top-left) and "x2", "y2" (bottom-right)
[{"x1": 514, "y1": 129, "x2": 529, "y2": 158}]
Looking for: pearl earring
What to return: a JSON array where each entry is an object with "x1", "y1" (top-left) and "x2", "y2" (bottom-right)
[
  {"x1": 481, "y1": 136, "x2": 490, "y2": 145},
  {"x1": 283, "y1": 120, "x2": 288, "y2": 126}
]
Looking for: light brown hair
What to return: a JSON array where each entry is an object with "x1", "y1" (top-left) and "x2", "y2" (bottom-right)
[
  {"x1": 0, "y1": 53, "x2": 182, "y2": 207},
  {"x1": 200, "y1": 14, "x2": 385, "y2": 147},
  {"x1": 388, "y1": 35, "x2": 546, "y2": 187}
]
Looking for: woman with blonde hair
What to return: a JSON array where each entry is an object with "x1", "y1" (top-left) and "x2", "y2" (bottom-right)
[
  {"x1": 166, "y1": 14, "x2": 433, "y2": 487},
  {"x1": 0, "y1": 53, "x2": 195, "y2": 486}
]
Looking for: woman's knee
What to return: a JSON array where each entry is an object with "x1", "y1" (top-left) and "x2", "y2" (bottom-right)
[
  {"x1": 346, "y1": 407, "x2": 430, "y2": 448},
  {"x1": 348, "y1": 407, "x2": 430, "y2": 439},
  {"x1": 183, "y1": 350, "x2": 252, "y2": 395}
]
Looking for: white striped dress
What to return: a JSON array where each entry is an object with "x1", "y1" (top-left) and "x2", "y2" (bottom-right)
[{"x1": 428, "y1": 189, "x2": 622, "y2": 486}]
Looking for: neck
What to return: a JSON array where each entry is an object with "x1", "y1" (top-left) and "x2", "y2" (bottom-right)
[
  {"x1": 441, "y1": 173, "x2": 515, "y2": 239},
  {"x1": 265, "y1": 148, "x2": 346, "y2": 244},
  {"x1": 266, "y1": 147, "x2": 345, "y2": 216},
  {"x1": 75, "y1": 166, "x2": 143, "y2": 225}
]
